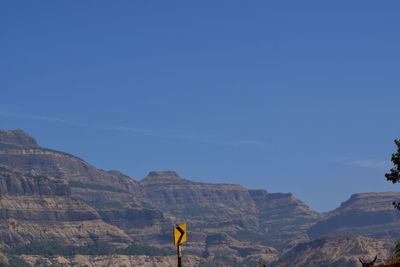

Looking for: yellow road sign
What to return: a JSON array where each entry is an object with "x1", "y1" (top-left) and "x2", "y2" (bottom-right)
[{"x1": 174, "y1": 223, "x2": 187, "y2": 246}]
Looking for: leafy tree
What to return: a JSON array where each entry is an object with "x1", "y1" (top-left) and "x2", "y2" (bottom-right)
[
  {"x1": 395, "y1": 241, "x2": 400, "y2": 258},
  {"x1": 386, "y1": 139, "x2": 400, "y2": 183},
  {"x1": 385, "y1": 140, "x2": 400, "y2": 209},
  {"x1": 8, "y1": 255, "x2": 31, "y2": 267}
]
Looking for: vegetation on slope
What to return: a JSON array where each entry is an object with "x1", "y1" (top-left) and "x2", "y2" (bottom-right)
[{"x1": 5, "y1": 241, "x2": 174, "y2": 257}]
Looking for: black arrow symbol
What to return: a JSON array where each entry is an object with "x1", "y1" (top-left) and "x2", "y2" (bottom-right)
[{"x1": 176, "y1": 225, "x2": 185, "y2": 244}]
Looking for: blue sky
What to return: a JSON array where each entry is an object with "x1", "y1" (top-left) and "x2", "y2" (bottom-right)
[{"x1": 1, "y1": 1, "x2": 400, "y2": 212}]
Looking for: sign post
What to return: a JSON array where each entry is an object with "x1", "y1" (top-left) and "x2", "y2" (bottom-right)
[
  {"x1": 174, "y1": 223, "x2": 187, "y2": 267},
  {"x1": 177, "y1": 244, "x2": 182, "y2": 267}
]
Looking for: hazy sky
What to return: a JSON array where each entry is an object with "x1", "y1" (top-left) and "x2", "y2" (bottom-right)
[{"x1": 1, "y1": 1, "x2": 400, "y2": 212}]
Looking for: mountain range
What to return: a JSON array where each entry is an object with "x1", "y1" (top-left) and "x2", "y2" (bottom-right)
[{"x1": 0, "y1": 129, "x2": 399, "y2": 266}]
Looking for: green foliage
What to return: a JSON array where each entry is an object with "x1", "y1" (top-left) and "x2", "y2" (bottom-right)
[
  {"x1": 7, "y1": 241, "x2": 64, "y2": 256},
  {"x1": 84, "y1": 200, "x2": 124, "y2": 210},
  {"x1": 182, "y1": 206, "x2": 215, "y2": 216},
  {"x1": 394, "y1": 240, "x2": 400, "y2": 258},
  {"x1": 7, "y1": 241, "x2": 114, "y2": 256},
  {"x1": 0, "y1": 143, "x2": 84, "y2": 162},
  {"x1": 385, "y1": 141, "x2": 400, "y2": 263},
  {"x1": 116, "y1": 243, "x2": 174, "y2": 256},
  {"x1": 0, "y1": 143, "x2": 33, "y2": 151},
  {"x1": 6, "y1": 241, "x2": 173, "y2": 257},
  {"x1": 38, "y1": 147, "x2": 84, "y2": 161},
  {"x1": 8, "y1": 255, "x2": 31, "y2": 267},
  {"x1": 253, "y1": 262, "x2": 267, "y2": 267},
  {"x1": 385, "y1": 140, "x2": 400, "y2": 210},
  {"x1": 232, "y1": 230, "x2": 266, "y2": 243},
  {"x1": 0, "y1": 164, "x2": 11, "y2": 173},
  {"x1": 24, "y1": 173, "x2": 49, "y2": 181},
  {"x1": 386, "y1": 139, "x2": 400, "y2": 184},
  {"x1": 69, "y1": 181, "x2": 128, "y2": 194}
]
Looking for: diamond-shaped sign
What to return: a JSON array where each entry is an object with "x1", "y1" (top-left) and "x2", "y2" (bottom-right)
[{"x1": 174, "y1": 223, "x2": 187, "y2": 246}]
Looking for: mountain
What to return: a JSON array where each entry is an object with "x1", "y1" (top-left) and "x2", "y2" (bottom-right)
[
  {"x1": 308, "y1": 192, "x2": 400, "y2": 241},
  {"x1": 0, "y1": 161, "x2": 132, "y2": 248},
  {"x1": 0, "y1": 129, "x2": 400, "y2": 266}
]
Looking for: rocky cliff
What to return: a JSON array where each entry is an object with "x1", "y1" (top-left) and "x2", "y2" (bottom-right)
[
  {"x1": 308, "y1": 192, "x2": 400, "y2": 240},
  {"x1": 0, "y1": 130, "x2": 321, "y2": 265},
  {"x1": 0, "y1": 164, "x2": 131, "y2": 248},
  {"x1": 139, "y1": 170, "x2": 318, "y2": 260},
  {"x1": 0, "y1": 130, "x2": 37, "y2": 147},
  {"x1": 249, "y1": 189, "x2": 320, "y2": 249},
  {"x1": 1, "y1": 129, "x2": 400, "y2": 266}
]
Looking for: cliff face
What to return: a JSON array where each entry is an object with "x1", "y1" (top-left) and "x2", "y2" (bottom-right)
[
  {"x1": 0, "y1": 130, "x2": 322, "y2": 265},
  {"x1": 0, "y1": 130, "x2": 142, "y2": 201},
  {"x1": 0, "y1": 146, "x2": 142, "y2": 197},
  {"x1": 0, "y1": 130, "x2": 37, "y2": 147},
  {"x1": 1, "y1": 129, "x2": 399, "y2": 266},
  {"x1": 0, "y1": 156, "x2": 131, "y2": 247},
  {"x1": 249, "y1": 190, "x2": 320, "y2": 249},
  {"x1": 140, "y1": 171, "x2": 258, "y2": 221},
  {"x1": 0, "y1": 165, "x2": 69, "y2": 196},
  {"x1": 308, "y1": 192, "x2": 400, "y2": 240},
  {"x1": 139, "y1": 170, "x2": 320, "y2": 260}
]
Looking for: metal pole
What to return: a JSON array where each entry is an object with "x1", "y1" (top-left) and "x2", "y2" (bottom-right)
[{"x1": 177, "y1": 244, "x2": 182, "y2": 267}]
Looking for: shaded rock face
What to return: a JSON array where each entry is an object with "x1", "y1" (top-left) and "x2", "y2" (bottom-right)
[
  {"x1": 138, "y1": 171, "x2": 319, "y2": 263},
  {"x1": 139, "y1": 171, "x2": 319, "y2": 238},
  {"x1": 0, "y1": 148, "x2": 141, "y2": 193},
  {"x1": 0, "y1": 130, "x2": 37, "y2": 147},
  {"x1": 140, "y1": 171, "x2": 257, "y2": 218},
  {"x1": 0, "y1": 136, "x2": 148, "y2": 215},
  {"x1": 250, "y1": 190, "x2": 320, "y2": 249},
  {"x1": 0, "y1": 130, "x2": 142, "y2": 200},
  {"x1": 0, "y1": 166, "x2": 70, "y2": 196},
  {"x1": 98, "y1": 208, "x2": 165, "y2": 229},
  {"x1": 141, "y1": 171, "x2": 184, "y2": 184},
  {"x1": 308, "y1": 192, "x2": 400, "y2": 240},
  {"x1": 270, "y1": 236, "x2": 391, "y2": 267}
]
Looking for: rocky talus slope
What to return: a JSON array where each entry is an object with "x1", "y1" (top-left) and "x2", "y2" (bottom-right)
[
  {"x1": 0, "y1": 129, "x2": 400, "y2": 266},
  {"x1": 20, "y1": 254, "x2": 204, "y2": 267},
  {"x1": 270, "y1": 236, "x2": 392, "y2": 267}
]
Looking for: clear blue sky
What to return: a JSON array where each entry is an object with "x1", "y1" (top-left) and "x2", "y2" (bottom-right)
[{"x1": 1, "y1": 1, "x2": 400, "y2": 212}]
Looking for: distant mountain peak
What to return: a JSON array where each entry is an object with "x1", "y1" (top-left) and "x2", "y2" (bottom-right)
[
  {"x1": 141, "y1": 171, "x2": 184, "y2": 183},
  {"x1": 0, "y1": 129, "x2": 38, "y2": 147}
]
